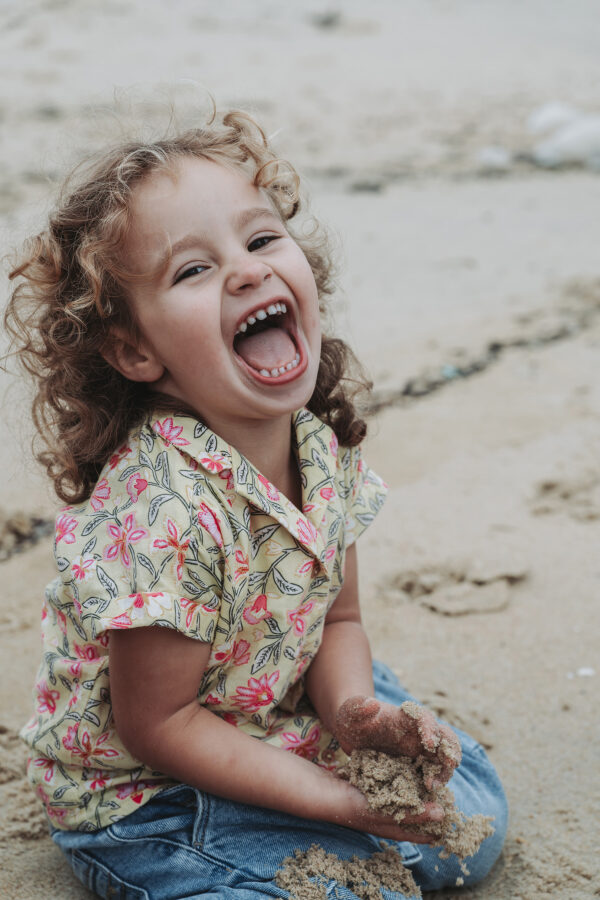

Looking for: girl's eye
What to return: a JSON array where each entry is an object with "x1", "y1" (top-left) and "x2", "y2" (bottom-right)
[
  {"x1": 174, "y1": 264, "x2": 207, "y2": 284},
  {"x1": 248, "y1": 235, "x2": 279, "y2": 252}
]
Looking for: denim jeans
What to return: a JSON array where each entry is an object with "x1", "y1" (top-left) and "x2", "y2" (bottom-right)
[{"x1": 52, "y1": 661, "x2": 508, "y2": 899}]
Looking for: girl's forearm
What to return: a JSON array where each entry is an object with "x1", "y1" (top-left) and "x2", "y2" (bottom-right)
[
  {"x1": 304, "y1": 619, "x2": 375, "y2": 736},
  {"x1": 129, "y1": 701, "x2": 344, "y2": 822},
  {"x1": 126, "y1": 700, "x2": 439, "y2": 843}
]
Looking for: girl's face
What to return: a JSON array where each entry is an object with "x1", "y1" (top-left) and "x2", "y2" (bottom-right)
[{"x1": 118, "y1": 157, "x2": 322, "y2": 440}]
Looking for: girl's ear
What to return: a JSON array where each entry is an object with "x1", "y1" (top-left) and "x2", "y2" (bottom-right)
[{"x1": 101, "y1": 328, "x2": 165, "y2": 383}]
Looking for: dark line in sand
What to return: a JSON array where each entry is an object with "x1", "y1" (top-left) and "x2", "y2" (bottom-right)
[{"x1": 368, "y1": 280, "x2": 600, "y2": 414}]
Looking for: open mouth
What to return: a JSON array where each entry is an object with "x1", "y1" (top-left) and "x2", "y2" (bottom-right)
[{"x1": 233, "y1": 301, "x2": 307, "y2": 384}]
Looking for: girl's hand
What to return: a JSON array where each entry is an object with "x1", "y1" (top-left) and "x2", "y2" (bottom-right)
[
  {"x1": 326, "y1": 774, "x2": 444, "y2": 844},
  {"x1": 335, "y1": 696, "x2": 462, "y2": 790}
]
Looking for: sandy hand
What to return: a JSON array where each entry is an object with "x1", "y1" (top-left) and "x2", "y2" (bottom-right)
[{"x1": 335, "y1": 697, "x2": 462, "y2": 789}]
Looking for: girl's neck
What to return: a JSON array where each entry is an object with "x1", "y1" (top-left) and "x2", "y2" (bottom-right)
[{"x1": 204, "y1": 412, "x2": 303, "y2": 510}]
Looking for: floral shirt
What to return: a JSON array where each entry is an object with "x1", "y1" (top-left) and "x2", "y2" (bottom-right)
[{"x1": 20, "y1": 409, "x2": 387, "y2": 831}]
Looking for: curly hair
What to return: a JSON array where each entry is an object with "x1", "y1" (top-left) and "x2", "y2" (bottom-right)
[{"x1": 4, "y1": 109, "x2": 371, "y2": 504}]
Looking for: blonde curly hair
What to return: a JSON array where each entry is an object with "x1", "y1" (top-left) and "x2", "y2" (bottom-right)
[{"x1": 5, "y1": 110, "x2": 371, "y2": 504}]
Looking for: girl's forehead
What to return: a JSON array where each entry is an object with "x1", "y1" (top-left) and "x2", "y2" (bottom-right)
[
  {"x1": 132, "y1": 157, "x2": 265, "y2": 215},
  {"x1": 125, "y1": 157, "x2": 278, "y2": 268}
]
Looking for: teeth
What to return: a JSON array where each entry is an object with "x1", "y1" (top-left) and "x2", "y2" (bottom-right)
[
  {"x1": 256, "y1": 355, "x2": 301, "y2": 377},
  {"x1": 235, "y1": 302, "x2": 289, "y2": 335}
]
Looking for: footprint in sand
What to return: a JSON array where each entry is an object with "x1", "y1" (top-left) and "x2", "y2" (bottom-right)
[
  {"x1": 530, "y1": 473, "x2": 600, "y2": 521},
  {"x1": 382, "y1": 557, "x2": 528, "y2": 617}
]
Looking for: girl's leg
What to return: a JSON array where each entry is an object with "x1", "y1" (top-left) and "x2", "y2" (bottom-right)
[
  {"x1": 372, "y1": 660, "x2": 509, "y2": 892},
  {"x1": 52, "y1": 781, "x2": 421, "y2": 899}
]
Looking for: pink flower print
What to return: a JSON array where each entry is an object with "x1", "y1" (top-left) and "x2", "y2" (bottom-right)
[
  {"x1": 234, "y1": 549, "x2": 249, "y2": 581},
  {"x1": 257, "y1": 474, "x2": 280, "y2": 502},
  {"x1": 232, "y1": 639, "x2": 251, "y2": 666},
  {"x1": 218, "y1": 469, "x2": 235, "y2": 491},
  {"x1": 152, "y1": 417, "x2": 190, "y2": 448},
  {"x1": 179, "y1": 597, "x2": 200, "y2": 630},
  {"x1": 69, "y1": 643, "x2": 100, "y2": 677},
  {"x1": 35, "y1": 680, "x2": 60, "y2": 715},
  {"x1": 116, "y1": 591, "x2": 172, "y2": 622},
  {"x1": 56, "y1": 610, "x2": 67, "y2": 634},
  {"x1": 33, "y1": 757, "x2": 56, "y2": 784},
  {"x1": 243, "y1": 594, "x2": 272, "y2": 626},
  {"x1": 222, "y1": 711, "x2": 240, "y2": 726},
  {"x1": 108, "y1": 444, "x2": 133, "y2": 471},
  {"x1": 126, "y1": 473, "x2": 148, "y2": 503},
  {"x1": 68, "y1": 683, "x2": 82, "y2": 708},
  {"x1": 62, "y1": 727, "x2": 120, "y2": 767},
  {"x1": 329, "y1": 433, "x2": 339, "y2": 457},
  {"x1": 296, "y1": 517, "x2": 319, "y2": 547},
  {"x1": 233, "y1": 671, "x2": 280, "y2": 713},
  {"x1": 281, "y1": 724, "x2": 322, "y2": 759},
  {"x1": 200, "y1": 452, "x2": 228, "y2": 473},
  {"x1": 213, "y1": 640, "x2": 233, "y2": 664},
  {"x1": 319, "y1": 485, "x2": 335, "y2": 501},
  {"x1": 152, "y1": 518, "x2": 190, "y2": 581},
  {"x1": 103, "y1": 514, "x2": 148, "y2": 568},
  {"x1": 324, "y1": 545, "x2": 336, "y2": 562},
  {"x1": 71, "y1": 554, "x2": 96, "y2": 582},
  {"x1": 296, "y1": 557, "x2": 318, "y2": 576},
  {"x1": 116, "y1": 781, "x2": 153, "y2": 804},
  {"x1": 62, "y1": 723, "x2": 79, "y2": 752},
  {"x1": 197, "y1": 503, "x2": 224, "y2": 548},
  {"x1": 35, "y1": 786, "x2": 68, "y2": 824},
  {"x1": 91, "y1": 478, "x2": 111, "y2": 511},
  {"x1": 89, "y1": 770, "x2": 112, "y2": 791},
  {"x1": 55, "y1": 513, "x2": 78, "y2": 545},
  {"x1": 287, "y1": 600, "x2": 315, "y2": 636},
  {"x1": 205, "y1": 693, "x2": 223, "y2": 705}
]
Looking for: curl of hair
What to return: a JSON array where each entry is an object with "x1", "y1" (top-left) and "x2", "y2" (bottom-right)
[{"x1": 5, "y1": 109, "x2": 371, "y2": 504}]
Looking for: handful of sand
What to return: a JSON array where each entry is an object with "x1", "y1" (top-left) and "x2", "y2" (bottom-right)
[{"x1": 276, "y1": 704, "x2": 495, "y2": 900}]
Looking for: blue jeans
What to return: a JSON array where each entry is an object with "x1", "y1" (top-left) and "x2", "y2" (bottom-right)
[{"x1": 52, "y1": 662, "x2": 508, "y2": 899}]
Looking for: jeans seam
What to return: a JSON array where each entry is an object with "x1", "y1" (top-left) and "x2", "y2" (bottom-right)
[{"x1": 72, "y1": 848, "x2": 150, "y2": 900}]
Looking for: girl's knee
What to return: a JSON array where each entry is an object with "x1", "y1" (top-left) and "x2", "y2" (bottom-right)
[{"x1": 419, "y1": 747, "x2": 508, "y2": 891}]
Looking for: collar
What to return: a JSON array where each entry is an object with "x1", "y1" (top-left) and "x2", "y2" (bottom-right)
[{"x1": 149, "y1": 410, "x2": 339, "y2": 572}]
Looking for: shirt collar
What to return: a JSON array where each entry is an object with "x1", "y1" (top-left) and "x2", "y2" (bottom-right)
[{"x1": 149, "y1": 410, "x2": 339, "y2": 570}]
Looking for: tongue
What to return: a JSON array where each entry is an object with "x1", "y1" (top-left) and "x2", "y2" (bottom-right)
[{"x1": 236, "y1": 327, "x2": 296, "y2": 370}]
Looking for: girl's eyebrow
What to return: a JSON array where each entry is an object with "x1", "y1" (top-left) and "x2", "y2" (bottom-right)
[{"x1": 167, "y1": 208, "x2": 281, "y2": 260}]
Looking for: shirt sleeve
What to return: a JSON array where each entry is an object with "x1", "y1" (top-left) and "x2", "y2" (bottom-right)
[
  {"x1": 73, "y1": 482, "x2": 224, "y2": 645},
  {"x1": 337, "y1": 444, "x2": 388, "y2": 545}
]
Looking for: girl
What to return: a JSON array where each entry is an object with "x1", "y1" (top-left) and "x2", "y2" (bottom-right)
[{"x1": 7, "y1": 110, "x2": 507, "y2": 899}]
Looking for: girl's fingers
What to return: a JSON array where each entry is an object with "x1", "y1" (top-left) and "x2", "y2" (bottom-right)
[{"x1": 399, "y1": 801, "x2": 445, "y2": 825}]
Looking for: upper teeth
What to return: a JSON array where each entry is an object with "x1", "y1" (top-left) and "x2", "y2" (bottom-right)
[{"x1": 236, "y1": 302, "x2": 287, "y2": 334}]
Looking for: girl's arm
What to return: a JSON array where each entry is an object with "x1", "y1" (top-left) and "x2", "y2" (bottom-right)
[
  {"x1": 304, "y1": 543, "x2": 462, "y2": 787},
  {"x1": 109, "y1": 625, "x2": 440, "y2": 842}
]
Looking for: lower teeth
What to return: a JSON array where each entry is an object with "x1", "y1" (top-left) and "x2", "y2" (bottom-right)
[{"x1": 258, "y1": 355, "x2": 300, "y2": 378}]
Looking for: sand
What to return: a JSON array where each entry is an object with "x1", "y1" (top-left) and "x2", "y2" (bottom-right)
[
  {"x1": 275, "y1": 728, "x2": 495, "y2": 900},
  {"x1": 1, "y1": 2, "x2": 600, "y2": 899}
]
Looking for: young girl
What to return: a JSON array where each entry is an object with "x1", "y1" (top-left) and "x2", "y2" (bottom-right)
[{"x1": 8, "y1": 110, "x2": 507, "y2": 899}]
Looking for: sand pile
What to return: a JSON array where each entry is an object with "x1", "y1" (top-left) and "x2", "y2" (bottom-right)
[{"x1": 276, "y1": 707, "x2": 495, "y2": 900}]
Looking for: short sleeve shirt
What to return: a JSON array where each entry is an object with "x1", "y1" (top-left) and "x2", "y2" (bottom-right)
[{"x1": 20, "y1": 409, "x2": 387, "y2": 831}]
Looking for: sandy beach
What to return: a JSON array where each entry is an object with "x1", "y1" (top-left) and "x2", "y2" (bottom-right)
[{"x1": 1, "y1": 2, "x2": 599, "y2": 897}]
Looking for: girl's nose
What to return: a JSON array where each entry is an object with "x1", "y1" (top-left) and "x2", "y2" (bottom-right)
[{"x1": 226, "y1": 253, "x2": 272, "y2": 294}]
